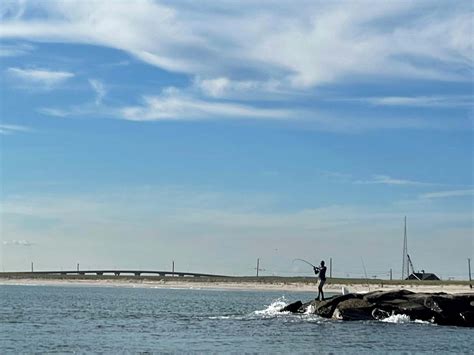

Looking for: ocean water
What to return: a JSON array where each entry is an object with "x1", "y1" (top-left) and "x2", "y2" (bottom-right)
[{"x1": 0, "y1": 285, "x2": 472, "y2": 353}]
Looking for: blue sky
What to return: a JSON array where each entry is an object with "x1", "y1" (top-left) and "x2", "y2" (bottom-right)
[{"x1": 0, "y1": 0, "x2": 472, "y2": 278}]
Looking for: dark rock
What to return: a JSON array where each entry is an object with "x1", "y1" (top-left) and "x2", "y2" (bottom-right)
[
  {"x1": 371, "y1": 308, "x2": 391, "y2": 320},
  {"x1": 282, "y1": 289, "x2": 474, "y2": 327},
  {"x1": 460, "y1": 311, "x2": 474, "y2": 326},
  {"x1": 363, "y1": 289, "x2": 415, "y2": 303},
  {"x1": 424, "y1": 294, "x2": 474, "y2": 327},
  {"x1": 314, "y1": 293, "x2": 362, "y2": 318},
  {"x1": 281, "y1": 301, "x2": 303, "y2": 313},
  {"x1": 332, "y1": 298, "x2": 375, "y2": 320},
  {"x1": 297, "y1": 294, "x2": 343, "y2": 314},
  {"x1": 393, "y1": 301, "x2": 434, "y2": 321}
]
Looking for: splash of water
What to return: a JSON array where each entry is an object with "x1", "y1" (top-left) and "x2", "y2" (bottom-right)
[
  {"x1": 381, "y1": 314, "x2": 430, "y2": 324},
  {"x1": 381, "y1": 314, "x2": 411, "y2": 323},
  {"x1": 254, "y1": 297, "x2": 289, "y2": 316},
  {"x1": 304, "y1": 304, "x2": 315, "y2": 314}
]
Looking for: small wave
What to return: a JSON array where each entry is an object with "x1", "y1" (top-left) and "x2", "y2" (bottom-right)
[
  {"x1": 380, "y1": 314, "x2": 430, "y2": 324},
  {"x1": 253, "y1": 298, "x2": 324, "y2": 323},
  {"x1": 254, "y1": 297, "x2": 289, "y2": 316},
  {"x1": 381, "y1": 314, "x2": 411, "y2": 323},
  {"x1": 208, "y1": 297, "x2": 325, "y2": 323}
]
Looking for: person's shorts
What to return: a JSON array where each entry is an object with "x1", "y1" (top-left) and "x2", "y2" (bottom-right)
[{"x1": 318, "y1": 279, "x2": 326, "y2": 289}]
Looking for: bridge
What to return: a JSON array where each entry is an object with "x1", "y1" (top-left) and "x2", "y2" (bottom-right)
[{"x1": 1, "y1": 270, "x2": 229, "y2": 278}]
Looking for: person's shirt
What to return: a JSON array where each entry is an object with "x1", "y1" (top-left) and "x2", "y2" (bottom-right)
[{"x1": 318, "y1": 266, "x2": 327, "y2": 281}]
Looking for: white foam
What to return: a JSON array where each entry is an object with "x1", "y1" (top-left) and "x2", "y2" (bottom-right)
[
  {"x1": 381, "y1": 314, "x2": 430, "y2": 324},
  {"x1": 254, "y1": 297, "x2": 289, "y2": 316},
  {"x1": 381, "y1": 314, "x2": 411, "y2": 323},
  {"x1": 304, "y1": 304, "x2": 315, "y2": 314},
  {"x1": 208, "y1": 316, "x2": 232, "y2": 320}
]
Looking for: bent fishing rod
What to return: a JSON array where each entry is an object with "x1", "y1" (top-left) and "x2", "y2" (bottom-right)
[{"x1": 293, "y1": 258, "x2": 318, "y2": 269}]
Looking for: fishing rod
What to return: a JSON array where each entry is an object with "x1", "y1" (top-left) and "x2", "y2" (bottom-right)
[{"x1": 293, "y1": 258, "x2": 317, "y2": 269}]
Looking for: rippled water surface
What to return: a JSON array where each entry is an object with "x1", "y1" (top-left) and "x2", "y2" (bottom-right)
[{"x1": 1, "y1": 285, "x2": 472, "y2": 353}]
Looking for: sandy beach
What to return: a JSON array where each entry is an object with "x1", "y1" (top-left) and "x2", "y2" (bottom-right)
[{"x1": 1, "y1": 277, "x2": 472, "y2": 294}]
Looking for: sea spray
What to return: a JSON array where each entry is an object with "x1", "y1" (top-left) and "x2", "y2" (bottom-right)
[
  {"x1": 381, "y1": 314, "x2": 430, "y2": 324},
  {"x1": 254, "y1": 297, "x2": 289, "y2": 316}
]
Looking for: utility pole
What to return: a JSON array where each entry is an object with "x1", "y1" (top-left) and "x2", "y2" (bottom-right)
[
  {"x1": 172, "y1": 260, "x2": 175, "y2": 274},
  {"x1": 390, "y1": 268, "x2": 392, "y2": 281},
  {"x1": 77, "y1": 263, "x2": 80, "y2": 272},
  {"x1": 255, "y1": 258, "x2": 265, "y2": 277},
  {"x1": 329, "y1": 258, "x2": 332, "y2": 278},
  {"x1": 401, "y1": 216, "x2": 408, "y2": 280},
  {"x1": 31, "y1": 262, "x2": 34, "y2": 273},
  {"x1": 468, "y1": 258, "x2": 472, "y2": 289}
]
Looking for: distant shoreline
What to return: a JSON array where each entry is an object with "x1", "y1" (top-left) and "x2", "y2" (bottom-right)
[{"x1": 1, "y1": 274, "x2": 472, "y2": 294}]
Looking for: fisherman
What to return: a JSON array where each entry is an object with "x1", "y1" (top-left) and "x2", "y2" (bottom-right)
[{"x1": 313, "y1": 260, "x2": 327, "y2": 301}]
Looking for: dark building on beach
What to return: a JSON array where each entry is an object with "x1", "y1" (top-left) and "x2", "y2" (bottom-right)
[{"x1": 406, "y1": 272, "x2": 440, "y2": 281}]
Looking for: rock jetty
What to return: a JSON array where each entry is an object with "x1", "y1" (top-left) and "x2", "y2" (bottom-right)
[{"x1": 281, "y1": 289, "x2": 474, "y2": 327}]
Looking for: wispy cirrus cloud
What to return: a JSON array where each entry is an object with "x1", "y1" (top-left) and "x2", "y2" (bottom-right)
[
  {"x1": 0, "y1": 1, "x2": 470, "y2": 92},
  {"x1": 420, "y1": 189, "x2": 474, "y2": 200},
  {"x1": 354, "y1": 175, "x2": 438, "y2": 186},
  {"x1": 38, "y1": 86, "x2": 293, "y2": 122},
  {"x1": 37, "y1": 108, "x2": 70, "y2": 118},
  {"x1": 6, "y1": 67, "x2": 74, "y2": 88},
  {"x1": 88, "y1": 79, "x2": 106, "y2": 105},
  {"x1": 0, "y1": 1, "x2": 471, "y2": 133},
  {"x1": 0, "y1": 42, "x2": 34, "y2": 57},
  {"x1": 194, "y1": 77, "x2": 283, "y2": 99},
  {"x1": 120, "y1": 88, "x2": 292, "y2": 121},
  {"x1": 38, "y1": 96, "x2": 468, "y2": 133},
  {"x1": 0, "y1": 123, "x2": 31, "y2": 135},
  {"x1": 37, "y1": 78, "x2": 107, "y2": 117},
  {"x1": 362, "y1": 95, "x2": 473, "y2": 108}
]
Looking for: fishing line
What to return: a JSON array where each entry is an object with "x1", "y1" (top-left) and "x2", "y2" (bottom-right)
[{"x1": 293, "y1": 258, "x2": 317, "y2": 269}]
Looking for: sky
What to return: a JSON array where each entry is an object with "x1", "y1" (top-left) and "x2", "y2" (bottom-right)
[{"x1": 0, "y1": 0, "x2": 472, "y2": 279}]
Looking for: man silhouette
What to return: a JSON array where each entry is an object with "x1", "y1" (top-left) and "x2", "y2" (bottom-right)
[{"x1": 313, "y1": 260, "x2": 327, "y2": 301}]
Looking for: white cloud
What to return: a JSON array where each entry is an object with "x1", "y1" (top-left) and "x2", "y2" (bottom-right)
[
  {"x1": 0, "y1": 123, "x2": 30, "y2": 135},
  {"x1": 0, "y1": 42, "x2": 34, "y2": 56},
  {"x1": 36, "y1": 86, "x2": 292, "y2": 122},
  {"x1": 2, "y1": 1, "x2": 470, "y2": 132},
  {"x1": 0, "y1": 1, "x2": 470, "y2": 91},
  {"x1": 37, "y1": 95, "x2": 466, "y2": 132},
  {"x1": 120, "y1": 88, "x2": 292, "y2": 121},
  {"x1": 3, "y1": 240, "x2": 32, "y2": 246},
  {"x1": 37, "y1": 107, "x2": 70, "y2": 117},
  {"x1": 195, "y1": 77, "x2": 232, "y2": 97},
  {"x1": 354, "y1": 175, "x2": 436, "y2": 186},
  {"x1": 6, "y1": 67, "x2": 74, "y2": 88},
  {"x1": 194, "y1": 77, "x2": 282, "y2": 98},
  {"x1": 88, "y1": 79, "x2": 106, "y2": 105},
  {"x1": 420, "y1": 189, "x2": 474, "y2": 199},
  {"x1": 362, "y1": 95, "x2": 472, "y2": 108},
  {"x1": 37, "y1": 79, "x2": 107, "y2": 117}
]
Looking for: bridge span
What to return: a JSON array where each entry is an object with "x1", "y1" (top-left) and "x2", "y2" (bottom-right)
[{"x1": 1, "y1": 270, "x2": 229, "y2": 278}]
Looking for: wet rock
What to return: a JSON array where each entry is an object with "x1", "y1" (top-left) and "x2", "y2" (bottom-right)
[
  {"x1": 424, "y1": 294, "x2": 474, "y2": 327},
  {"x1": 363, "y1": 289, "x2": 415, "y2": 303},
  {"x1": 460, "y1": 311, "x2": 474, "y2": 326},
  {"x1": 281, "y1": 289, "x2": 474, "y2": 327},
  {"x1": 281, "y1": 301, "x2": 303, "y2": 313},
  {"x1": 315, "y1": 294, "x2": 362, "y2": 318},
  {"x1": 371, "y1": 308, "x2": 391, "y2": 320},
  {"x1": 332, "y1": 298, "x2": 374, "y2": 320}
]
